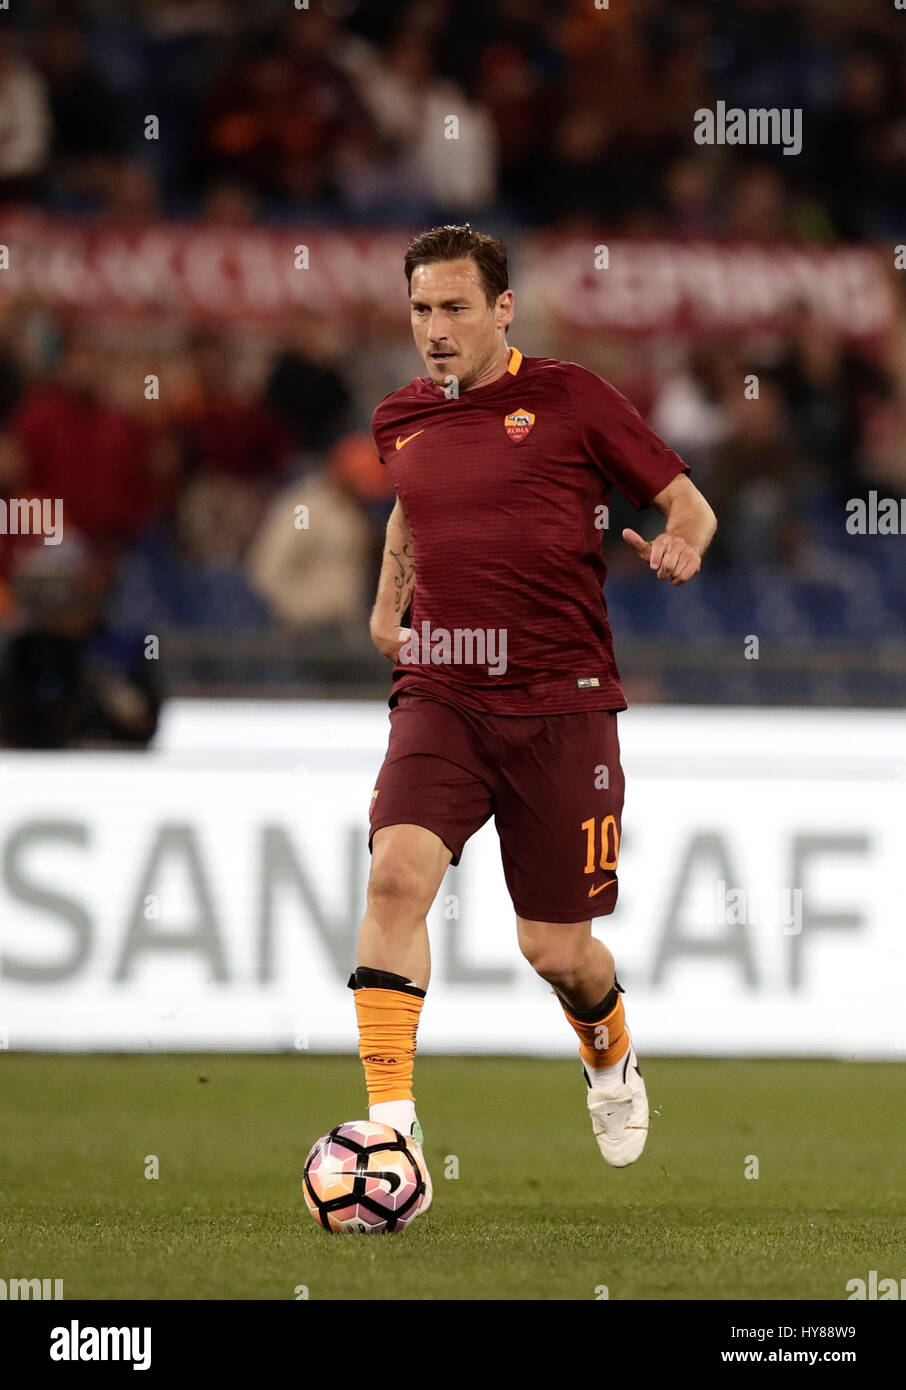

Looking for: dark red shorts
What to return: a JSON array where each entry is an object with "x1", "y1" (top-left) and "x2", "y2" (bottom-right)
[{"x1": 368, "y1": 688, "x2": 625, "y2": 923}]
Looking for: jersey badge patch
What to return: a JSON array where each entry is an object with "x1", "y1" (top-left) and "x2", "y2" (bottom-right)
[{"x1": 504, "y1": 407, "x2": 535, "y2": 443}]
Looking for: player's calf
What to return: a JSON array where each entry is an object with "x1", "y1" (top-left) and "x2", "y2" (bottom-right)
[
  {"x1": 349, "y1": 827, "x2": 452, "y2": 1216},
  {"x1": 347, "y1": 964, "x2": 433, "y2": 1213},
  {"x1": 517, "y1": 917, "x2": 649, "y2": 1167},
  {"x1": 557, "y1": 981, "x2": 649, "y2": 1167}
]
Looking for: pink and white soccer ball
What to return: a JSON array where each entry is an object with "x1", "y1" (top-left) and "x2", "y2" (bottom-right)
[{"x1": 302, "y1": 1121, "x2": 427, "y2": 1233}]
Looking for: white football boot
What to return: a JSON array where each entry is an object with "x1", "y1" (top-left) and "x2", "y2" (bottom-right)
[
  {"x1": 585, "y1": 1035, "x2": 649, "y2": 1167},
  {"x1": 408, "y1": 1120, "x2": 433, "y2": 1217}
]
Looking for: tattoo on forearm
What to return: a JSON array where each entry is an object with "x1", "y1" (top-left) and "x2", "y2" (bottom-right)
[{"x1": 389, "y1": 542, "x2": 415, "y2": 614}]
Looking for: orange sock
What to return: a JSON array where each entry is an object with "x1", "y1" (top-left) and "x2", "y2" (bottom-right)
[
  {"x1": 558, "y1": 985, "x2": 629, "y2": 1071},
  {"x1": 353, "y1": 986, "x2": 424, "y2": 1105}
]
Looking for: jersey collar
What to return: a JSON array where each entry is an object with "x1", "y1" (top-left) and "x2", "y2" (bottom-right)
[{"x1": 422, "y1": 344, "x2": 523, "y2": 398}]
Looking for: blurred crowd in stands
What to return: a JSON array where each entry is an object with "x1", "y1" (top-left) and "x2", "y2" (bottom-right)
[
  {"x1": 0, "y1": 0, "x2": 904, "y2": 236},
  {"x1": 0, "y1": 0, "x2": 905, "y2": 738},
  {"x1": 0, "y1": 307, "x2": 400, "y2": 742}
]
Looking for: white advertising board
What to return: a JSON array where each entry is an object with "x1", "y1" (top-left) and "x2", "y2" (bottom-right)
[{"x1": 0, "y1": 703, "x2": 903, "y2": 1057}]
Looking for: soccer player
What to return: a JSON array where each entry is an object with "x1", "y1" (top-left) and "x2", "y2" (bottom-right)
[{"x1": 349, "y1": 225, "x2": 716, "y2": 1209}]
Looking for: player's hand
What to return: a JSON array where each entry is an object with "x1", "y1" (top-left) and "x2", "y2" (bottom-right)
[
  {"x1": 622, "y1": 528, "x2": 702, "y2": 585},
  {"x1": 370, "y1": 625, "x2": 411, "y2": 661}
]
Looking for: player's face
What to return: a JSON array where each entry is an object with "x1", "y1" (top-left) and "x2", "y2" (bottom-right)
[{"x1": 409, "y1": 259, "x2": 513, "y2": 391}]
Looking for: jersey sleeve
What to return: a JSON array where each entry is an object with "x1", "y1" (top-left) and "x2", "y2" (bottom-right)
[
  {"x1": 370, "y1": 403, "x2": 388, "y2": 466},
  {"x1": 566, "y1": 366, "x2": 689, "y2": 509}
]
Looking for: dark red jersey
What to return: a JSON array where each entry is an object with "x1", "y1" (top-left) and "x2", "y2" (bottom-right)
[{"x1": 371, "y1": 347, "x2": 688, "y2": 715}]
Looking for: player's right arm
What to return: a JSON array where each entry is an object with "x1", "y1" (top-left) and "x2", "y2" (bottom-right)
[{"x1": 369, "y1": 496, "x2": 415, "y2": 661}]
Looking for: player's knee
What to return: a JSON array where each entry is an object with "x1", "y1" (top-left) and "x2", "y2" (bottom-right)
[
  {"x1": 533, "y1": 955, "x2": 584, "y2": 989},
  {"x1": 367, "y1": 857, "x2": 433, "y2": 919},
  {"x1": 520, "y1": 936, "x2": 584, "y2": 988}
]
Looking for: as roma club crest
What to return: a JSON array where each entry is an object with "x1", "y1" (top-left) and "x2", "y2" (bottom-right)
[{"x1": 504, "y1": 407, "x2": 535, "y2": 443}]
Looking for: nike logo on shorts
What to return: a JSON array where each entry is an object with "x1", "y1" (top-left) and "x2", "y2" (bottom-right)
[{"x1": 588, "y1": 878, "x2": 617, "y2": 897}]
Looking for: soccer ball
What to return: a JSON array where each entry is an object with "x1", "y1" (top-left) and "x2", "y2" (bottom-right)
[{"x1": 302, "y1": 1121, "x2": 427, "y2": 1233}]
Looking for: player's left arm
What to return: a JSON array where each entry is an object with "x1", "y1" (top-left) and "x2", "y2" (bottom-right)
[{"x1": 622, "y1": 475, "x2": 717, "y2": 586}]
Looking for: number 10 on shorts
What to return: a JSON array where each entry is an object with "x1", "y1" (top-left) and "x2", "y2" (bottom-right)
[{"x1": 582, "y1": 815, "x2": 620, "y2": 873}]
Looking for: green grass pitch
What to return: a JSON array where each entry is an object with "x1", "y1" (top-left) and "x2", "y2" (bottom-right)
[{"x1": 1, "y1": 1054, "x2": 903, "y2": 1300}]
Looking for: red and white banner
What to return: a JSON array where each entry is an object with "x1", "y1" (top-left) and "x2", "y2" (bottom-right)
[
  {"x1": 0, "y1": 213, "x2": 895, "y2": 335},
  {"x1": 522, "y1": 237, "x2": 894, "y2": 337}
]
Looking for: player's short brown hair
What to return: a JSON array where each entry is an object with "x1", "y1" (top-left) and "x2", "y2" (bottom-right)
[{"x1": 404, "y1": 225, "x2": 509, "y2": 307}]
